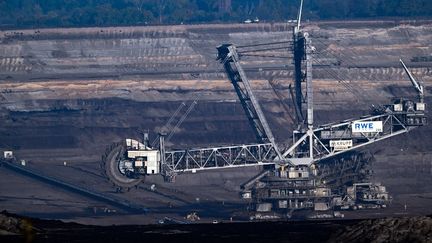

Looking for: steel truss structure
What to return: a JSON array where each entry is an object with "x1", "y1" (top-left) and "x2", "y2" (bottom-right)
[
  {"x1": 316, "y1": 152, "x2": 373, "y2": 192},
  {"x1": 160, "y1": 103, "x2": 425, "y2": 178},
  {"x1": 284, "y1": 111, "x2": 426, "y2": 164},
  {"x1": 163, "y1": 143, "x2": 278, "y2": 174},
  {"x1": 151, "y1": 3, "x2": 427, "y2": 181},
  {"x1": 216, "y1": 44, "x2": 283, "y2": 159},
  {"x1": 159, "y1": 36, "x2": 426, "y2": 177},
  {"x1": 102, "y1": 0, "x2": 426, "y2": 195}
]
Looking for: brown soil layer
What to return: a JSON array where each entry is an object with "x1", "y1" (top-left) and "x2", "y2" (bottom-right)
[{"x1": 0, "y1": 21, "x2": 431, "y2": 224}]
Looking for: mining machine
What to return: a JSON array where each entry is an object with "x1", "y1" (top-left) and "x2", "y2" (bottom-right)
[{"x1": 101, "y1": 0, "x2": 426, "y2": 216}]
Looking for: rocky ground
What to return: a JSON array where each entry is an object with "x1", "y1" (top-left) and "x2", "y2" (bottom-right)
[
  {"x1": 330, "y1": 215, "x2": 432, "y2": 243},
  {"x1": 0, "y1": 211, "x2": 431, "y2": 243},
  {"x1": 0, "y1": 20, "x2": 431, "y2": 224}
]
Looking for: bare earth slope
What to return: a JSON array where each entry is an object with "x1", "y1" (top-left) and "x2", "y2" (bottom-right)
[{"x1": 0, "y1": 20, "x2": 431, "y2": 224}]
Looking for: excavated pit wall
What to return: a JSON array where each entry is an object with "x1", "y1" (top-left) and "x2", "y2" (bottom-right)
[{"x1": 0, "y1": 21, "x2": 431, "y2": 216}]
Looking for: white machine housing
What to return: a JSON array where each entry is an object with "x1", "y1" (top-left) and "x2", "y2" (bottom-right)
[{"x1": 125, "y1": 139, "x2": 160, "y2": 175}]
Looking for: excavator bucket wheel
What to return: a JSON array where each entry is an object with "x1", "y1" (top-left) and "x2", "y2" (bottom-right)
[{"x1": 101, "y1": 141, "x2": 144, "y2": 191}]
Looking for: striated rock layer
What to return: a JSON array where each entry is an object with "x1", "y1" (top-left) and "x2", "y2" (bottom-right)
[{"x1": 0, "y1": 21, "x2": 431, "y2": 223}]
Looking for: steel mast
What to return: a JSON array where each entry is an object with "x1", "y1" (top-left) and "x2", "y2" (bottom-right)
[
  {"x1": 217, "y1": 44, "x2": 283, "y2": 160},
  {"x1": 285, "y1": 0, "x2": 316, "y2": 165},
  {"x1": 400, "y1": 59, "x2": 424, "y2": 103}
]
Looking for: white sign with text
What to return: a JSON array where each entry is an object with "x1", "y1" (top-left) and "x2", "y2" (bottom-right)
[{"x1": 352, "y1": 121, "x2": 383, "y2": 133}]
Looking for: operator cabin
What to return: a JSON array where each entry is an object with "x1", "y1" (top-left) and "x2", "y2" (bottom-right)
[{"x1": 126, "y1": 139, "x2": 160, "y2": 174}]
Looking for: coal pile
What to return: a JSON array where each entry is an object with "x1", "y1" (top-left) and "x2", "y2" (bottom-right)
[
  {"x1": 330, "y1": 215, "x2": 432, "y2": 243},
  {"x1": 0, "y1": 211, "x2": 39, "y2": 236},
  {"x1": 2, "y1": 210, "x2": 432, "y2": 243}
]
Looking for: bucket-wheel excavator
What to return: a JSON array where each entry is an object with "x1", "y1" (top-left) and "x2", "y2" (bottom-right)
[{"x1": 101, "y1": 0, "x2": 426, "y2": 214}]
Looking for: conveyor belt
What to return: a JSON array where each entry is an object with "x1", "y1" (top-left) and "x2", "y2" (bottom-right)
[{"x1": 1, "y1": 159, "x2": 148, "y2": 213}]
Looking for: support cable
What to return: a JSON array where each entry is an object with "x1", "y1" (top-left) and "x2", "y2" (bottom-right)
[
  {"x1": 237, "y1": 40, "x2": 293, "y2": 48},
  {"x1": 313, "y1": 38, "x2": 388, "y2": 98},
  {"x1": 313, "y1": 47, "x2": 376, "y2": 102}
]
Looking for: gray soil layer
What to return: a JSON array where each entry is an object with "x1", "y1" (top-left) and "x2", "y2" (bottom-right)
[{"x1": 0, "y1": 20, "x2": 431, "y2": 224}]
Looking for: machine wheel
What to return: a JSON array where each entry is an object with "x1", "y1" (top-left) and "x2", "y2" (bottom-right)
[{"x1": 101, "y1": 142, "x2": 143, "y2": 191}]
